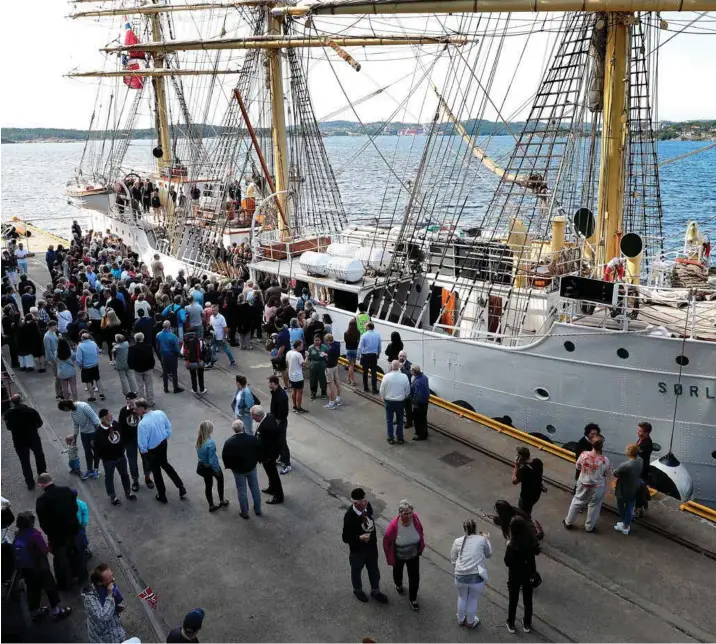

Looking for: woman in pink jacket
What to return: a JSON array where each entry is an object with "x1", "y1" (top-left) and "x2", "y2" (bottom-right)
[{"x1": 382, "y1": 499, "x2": 425, "y2": 611}]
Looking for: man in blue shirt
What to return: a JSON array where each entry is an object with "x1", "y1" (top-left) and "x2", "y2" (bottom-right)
[
  {"x1": 135, "y1": 399, "x2": 185, "y2": 504},
  {"x1": 410, "y1": 364, "x2": 430, "y2": 441},
  {"x1": 155, "y1": 321, "x2": 184, "y2": 395},
  {"x1": 357, "y1": 322, "x2": 381, "y2": 394}
]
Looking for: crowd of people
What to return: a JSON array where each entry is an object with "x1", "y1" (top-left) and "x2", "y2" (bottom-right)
[{"x1": 1, "y1": 221, "x2": 659, "y2": 640}]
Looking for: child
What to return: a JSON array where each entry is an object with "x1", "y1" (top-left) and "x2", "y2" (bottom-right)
[
  {"x1": 13, "y1": 510, "x2": 72, "y2": 621},
  {"x1": 65, "y1": 435, "x2": 81, "y2": 476},
  {"x1": 73, "y1": 489, "x2": 92, "y2": 558}
]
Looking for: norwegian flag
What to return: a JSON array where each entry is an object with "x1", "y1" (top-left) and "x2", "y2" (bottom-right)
[
  {"x1": 122, "y1": 19, "x2": 145, "y2": 90},
  {"x1": 138, "y1": 586, "x2": 158, "y2": 609}
]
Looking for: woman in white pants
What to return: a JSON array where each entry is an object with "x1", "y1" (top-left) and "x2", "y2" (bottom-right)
[{"x1": 450, "y1": 519, "x2": 492, "y2": 628}]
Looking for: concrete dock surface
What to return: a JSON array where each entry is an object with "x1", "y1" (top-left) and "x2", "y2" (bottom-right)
[{"x1": 2, "y1": 256, "x2": 715, "y2": 643}]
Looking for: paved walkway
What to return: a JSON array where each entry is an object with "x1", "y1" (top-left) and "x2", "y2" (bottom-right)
[{"x1": 2, "y1": 257, "x2": 715, "y2": 643}]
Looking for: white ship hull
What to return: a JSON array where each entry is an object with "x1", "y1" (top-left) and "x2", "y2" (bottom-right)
[{"x1": 299, "y1": 302, "x2": 716, "y2": 505}]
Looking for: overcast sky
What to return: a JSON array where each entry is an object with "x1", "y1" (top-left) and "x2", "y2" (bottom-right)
[{"x1": 1, "y1": 1, "x2": 714, "y2": 129}]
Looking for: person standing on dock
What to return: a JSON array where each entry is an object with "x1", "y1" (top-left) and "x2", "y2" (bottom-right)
[
  {"x1": 156, "y1": 321, "x2": 184, "y2": 395},
  {"x1": 252, "y1": 405, "x2": 284, "y2": 505},
  {"x1": 3, "y1": 393, "x2": 48, "y2": 491},
  {"x1": 268, "y1": 375, "x2": 292, "y2": 475},
  {"x1": 75, "y1": 331, "x2": 105, "y2": 402},
  {"x1": 135, "y1": 399, "x2": 186, "y2": 504},
  {"x1": 613, "y1": 444, "x2": 643, "y2": 536},
  {"x1": 379, "y1": 360, "x2": 411, "y2": 445},
  {"x1": 209, "y1": 304, "x2": 236, "y2": 367},
  {"x1": 358, "y1": 322, "x2": 381, "y2": 394},
  {"x1": 128, "y1": 332, "x2": 156, "y2": 405},
  {"x1": 95, "y1": 409, "x2": 137, "y2": 507},
  {"x1": 222, "y1": 419, "x2": 262, "y2": 520},
  {"x1": 43, "y1": 321, "x2": 63, "y2": 400},
  {"x1": 118, "y1": 392, "x2": 154, "y2": 492},
  {"x1": 342, "y1": 488, "x2": 389, "y2": 605},
  {"x1": 410, "y1": 364, "x2": 430, "y2": 441},
  {"x1": 573, "y1": 423, "x2": 600, "y2": 492},
  {"x1": 45, "y1": 245, "x2": 56, "y2": 274},
  {"x1": 563, "y1": 435, "x2": 611, "y2": 533},
  {"x1": 58, "y1": 399, "x2": 101, "y2": 481},
  {"x1": 512, "y1": 447, "x2": 544, "y2": 518},
  {"x1": 14, "y1": 242, "x2": 29, "y2": 276}
]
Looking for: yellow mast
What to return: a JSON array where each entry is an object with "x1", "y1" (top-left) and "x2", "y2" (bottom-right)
[
  {"x1": 591, "y1": 13, "x2": 629, "y2": 268},
  {"x1": 150, "y1": 4, "x2": 172, "y2": 174},
  {"x1": 268, "y1": 11, "x2": 290, "y2": 237}
]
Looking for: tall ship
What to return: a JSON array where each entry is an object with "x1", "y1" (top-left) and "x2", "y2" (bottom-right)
[{"x1": 66, "y1": 0, "x2": 715, "y2": 505}]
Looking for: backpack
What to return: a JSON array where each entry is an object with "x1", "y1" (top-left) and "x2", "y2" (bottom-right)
[
  {"x1": 166, "y1": 304, "x2": 182, "y2": 328},
  {"x1": 201, "y1": 340, "x2": 213, "y2": 366},
  {"x1": 12, "y1": 531, "x2": 37, "y2": 570},
  {"x1": 183, "y1": 334, "x2": 203, "y2": 367}
]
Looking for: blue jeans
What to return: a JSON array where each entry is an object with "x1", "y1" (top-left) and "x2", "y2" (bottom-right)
[
  {"x1": 617, "y1": 496, "x2": 635, "y2": 528},
  {"x1": 232, "y1": 468, "x2": 261, "y2": 515},
  {"x1": 212, "y1": 338, "x2": 235, "y2": 364},
  {"x1": 237, "y1": 413, "x2": 253, "y2": 435},
  {"x1": 385, "y1": 400, "x2": 405, "y2": 440}
]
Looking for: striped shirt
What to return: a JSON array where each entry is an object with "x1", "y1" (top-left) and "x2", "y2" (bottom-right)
[{"x1": 71, "y1": 402, "x2": 100, "y2": 437}]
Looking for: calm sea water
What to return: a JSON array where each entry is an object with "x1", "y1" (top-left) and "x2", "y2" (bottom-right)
[{"x1": 1, "y1": 137, "x2": 714, "y2": 250}]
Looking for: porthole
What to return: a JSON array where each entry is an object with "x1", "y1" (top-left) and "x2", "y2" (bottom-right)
[
  {"x1": 675, "y1": 355, "x2": 689, "y2": 366},
  {"x1": 617, "y1": 348, "x2": 629, "y2": 359},
  {"x1": 534, "y1": 387, "x2": 550, "y2": 401},
  {"x1": 564, "y1": 341, "x2": 575, "y2": 352},
  {"x1": 712, "y1": 451, "x2": 716, "y2": 461},
  {"x1": 653, "y1": 443, "x2": 662, "y2": 453},
  {"x1": 546, "y1": 424, "x2": 556, "y2": 435}
]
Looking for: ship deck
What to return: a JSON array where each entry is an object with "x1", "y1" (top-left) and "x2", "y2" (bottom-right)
[{"x1": 3, "y1": 251, "x2": 715, "y2": 643}]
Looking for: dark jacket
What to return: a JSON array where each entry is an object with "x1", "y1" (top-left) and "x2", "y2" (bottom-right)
[
  {"x1": 255, "y1": 414, "x2": 282, "y2": 462},
  {"x1": 222, "y1": 433, "x2": 259, "y2": 474},
  {"x1": 342, "y1": 502, "x2": 378, "y2": 554},
  {"x1": 504, "y1": 542, "x2": 539, "y2": 584},
  {"x1": 93, "y1": 421, "x2": 126, "y2": 461},
  {"x1": 410, "y1": 372, "x2": 430, "y2": 404},
  {"x1": 127, "y1": 342, "x2": 155, "y2": 373},
  {"x1": 134, "y1": 316, "x2": 155, "y2": 343},
  {"x1": 36, "y1": 484, "x2": 80, "y2": 541},
  {"x1": 3, "y1": 404, "x2": 43, "y2": 446},
  {"x1": 516, "y1": 460, "x2": 544, "y2": 504},
  {"x1": 270, "y1": 387, "x2": 290, "y2": 423},
  {"x1": 637, "y1": 436, "x2": 653, "y2": 480},
  {"x1": 118, "y1": 405, "x2": 141, "y2": 445}
]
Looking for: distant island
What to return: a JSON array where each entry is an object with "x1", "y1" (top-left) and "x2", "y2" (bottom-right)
[{"x1": 2, "y1": 119, "x2": 714, "y2": 143}]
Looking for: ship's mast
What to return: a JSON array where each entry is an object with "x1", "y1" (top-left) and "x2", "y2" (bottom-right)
[
  {"x1": 268, "y1": 11, "x2": 290, "y2": 236},
  {"x1": 150, "y1": 1, "x2": 172, "y2": 173},
  {"x1": 592, "y1": 13, "x2": 629, "y2": 268}
]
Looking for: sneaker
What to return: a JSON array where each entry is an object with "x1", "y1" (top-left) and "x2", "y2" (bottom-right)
[
  {"x1": 131, "y1": 481, "x2": 140, "y2": 492},
  {"x1": 200, "y1": 389, "x2": 208, "y2": 394},
  {"x1": 229, "y1": 362, "x2": 236, "y2": 367},
  {"x1": 111, "y1": 497, "x2": 121, "y2": 506},
  {"x1": 395, "y1": 584, "x2": 406, "y2": 595},
  {"x1": 209, "y1": 505, "x2": 220, "y2": 513},
  {"x1": 310, "y1": 394, "x2": 317, "y2": 400},
  {"x1": 173, "y1": 387, "x2": 184, "y2": 394},
  {"x1": 88, "y1": 397, "x2": 97, "y2": 402},
  {"x1": 280, "y1": 465, "x2": 293, "y2": 475},
  {"x1": 297, "y1": 407, "x2": 308, "y2": 414},
  {"x1": 90, "y1": 470, "x2": 100, "y2": 479},
  {"x1": 615, "y1": 521, "x2": 624, "y2": 530},
  {"x1": 410, "y1": 601, "x2": 420, "y2": 612},
  {"x1": 523, "y1": 624, "x2": 532, "y2": 633},
  {"x1": 354, "y1": 590, "x2": 369, "y2": 603},
  {"x1": 562, "y1": 519, "x2": 572, "y2": 530},
  {"x1": 126, "y1": 493, "x2": 137, "y2": 501},
  {"x1": 80, "y1": 471, "x2": 93, "y2": 481},
  {"x1": 397, "y1": 438, "x2": 405, "y2": 445},
  {"x1": 371, "y1": 591, "x2": 389, "y2": 604},
  {"x1": 145, "y1": 477, "x2": 155, "y2": 489},
  {"x1": 155, "y1": 495, "x2": 168, "y2": 504},
  {"x1": 179, "y1": 487, "x2": 187, "y2": 500},
  {"x1": 324, "y1": 402, "x2": 336, "y2": 410},
  {"x1": 468, "y1": 617, "x2": 479, "y2": 628},
  {"x1": 387, "y1": 437, "x2": 396, "y2": 445},
  {"x1": 239, "y1": 511, "x2": 250, "y2": 520},
  {"x1": 614, "y1": 524, "x2": 630, "y2": 535},
  {"x1": 335, "y1": 398, "x2": 343, "y2": 406},
  {"x1": 320, "y1": 394, "x2": 327, "y2": 399},
  {"x1": 506, "y1": 622, "x2": 516, "y2": 634}
]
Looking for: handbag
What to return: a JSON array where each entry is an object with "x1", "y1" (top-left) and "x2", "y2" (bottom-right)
[
  {"x1": 530, "y1": 570, "x2": 542, "y2": 589},
  {"x1": 196, "y1": 461, "x2": 213, "y2": 476}
]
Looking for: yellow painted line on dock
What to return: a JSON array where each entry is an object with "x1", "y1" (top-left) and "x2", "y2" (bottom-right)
[{"x1": 8, "y1": 217, "x2": 71, "y2": 246}]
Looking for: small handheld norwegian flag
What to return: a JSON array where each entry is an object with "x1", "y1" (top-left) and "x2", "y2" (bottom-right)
[{"x1": 138, "y1": 586, "x2": 158, "y2": 609}]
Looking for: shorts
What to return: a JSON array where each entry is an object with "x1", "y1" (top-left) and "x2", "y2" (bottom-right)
[
  {"x1": 81, "y1": 365, "x2": 100, "y2": 383},
  {"x1": 290, "y1": 379, "x2": 304, "y2": 390},
  {"x1": 272, "y1": 358, "x2": 287, "y2": 372},
  {"x1": 325, "y1": 366, "x2": 339, "y2": 385},
  {"x1": 345, "y1": 349, "x2": 358, "y2": 362}
]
